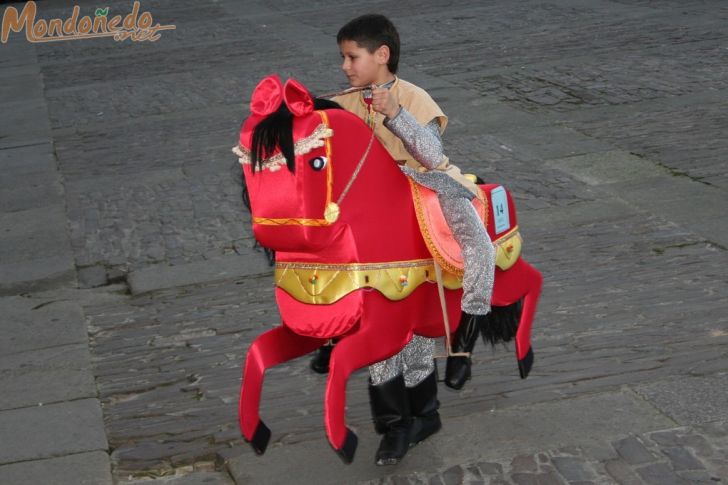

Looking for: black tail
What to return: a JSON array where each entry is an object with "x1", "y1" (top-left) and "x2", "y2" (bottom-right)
[{"x1": 480, "y1": 299, "x2": 522, "y2": 346}]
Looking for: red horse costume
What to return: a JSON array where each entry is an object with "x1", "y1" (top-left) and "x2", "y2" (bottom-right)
[{"x1": 234, "y1": 75, "x2": 542, "y2": 463}]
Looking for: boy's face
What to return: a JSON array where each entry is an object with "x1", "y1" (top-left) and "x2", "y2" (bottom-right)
[{"x1": 339, "y1": 40, "x2": 389, "y2": 87}]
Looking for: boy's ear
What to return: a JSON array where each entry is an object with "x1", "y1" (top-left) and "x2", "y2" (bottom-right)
[{"x1": 376, "y1": 45, "x2": 391, "y2": 65}]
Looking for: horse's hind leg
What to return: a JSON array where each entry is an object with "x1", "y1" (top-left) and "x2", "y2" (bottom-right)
[
  {"x1": 513, "y1": 259, "x2": 542, "y2": 378},
  {"x1": 239, "y1": 325, "x2": 325, "y2": 454},
  {"x1": 492, "y1": 258, "x2": 542, "y2": 378}
]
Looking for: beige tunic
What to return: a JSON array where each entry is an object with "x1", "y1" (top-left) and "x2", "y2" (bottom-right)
[{"x1": 333, "y1": 77, "x2": 480, "y2": 197}]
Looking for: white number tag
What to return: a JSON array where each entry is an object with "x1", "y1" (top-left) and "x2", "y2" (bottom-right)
[{"x1": 490, "y1": 186, "x2": 510, "y2": 235}]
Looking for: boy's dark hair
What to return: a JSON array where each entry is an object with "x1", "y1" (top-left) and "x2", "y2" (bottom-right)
[{"x1": 337, "y1": 14, "x2": 400, "y2": 74}]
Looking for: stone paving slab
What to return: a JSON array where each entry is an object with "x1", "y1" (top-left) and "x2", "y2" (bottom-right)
[
  {"x1": 127, "y1": 253, "x2": 273, "y2": 295},
  {"x1": 544, "y1": 150, "x2": 672, "y2": 186},
  {"x1": 0, "y1": 343, "x2": 97, "y2": 411},
  {"x1": 0, "y1": 27, "x2": 38, "y2": 68},
  {"x1": 599, "y1": 175, "x2": 720, "y2": 205},
  {"x1": 543, "y1": 150, "x2": 728, "y2": 248},
  {"x1": 0, "y1": 98, "x2": 52, "y2": 150},
  {"x1": 556, "y1": 93, "x2": 728, "y2": 192},
  {"x1": 0, "y1": 204, "x2": 76, "y2": 295},
  {"x1": 635, "y1": 374, "x2": 728, "y2": 427},
  {"x1": 475, "y1": 125, "x2": 614, "y2": 163},
  {"x1": 0, "y1": 33, "x2": 75, "y2": 295},
  {"x1": 0, "y1": 178, "x2": 64, "y2": 213},
  {"x1": 0, "y1": 143, "x2": 57, "y2": 188},
  {"x1": 0, "y1": 297, "x2": 87, "y2": 355},
  {"x1": 596, "y1": 177, "x2": 728, "y2": 248},
  {"x1": 634, "y1": 195, "x2": 728, "y2": 249},
  {"x1": 0, "y1": 451, "x2": 112, "y2": 485},
  {"x1": 0, "y1": 255, "x2": 76, "y2": 296},
  {"x1": 0, "y1": 399, "x2": 107, "y2": 465},
  {"x1": 0, "y1": 68, "x2": 44, "y2": 104},
  {"x1": 0, "y1": 206, "x2": 72, "y2": 260}
]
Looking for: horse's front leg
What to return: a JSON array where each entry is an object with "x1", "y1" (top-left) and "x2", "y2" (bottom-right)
[
  {"x1": 239, "y1": 325, "x2": 326, "y2": 454},
  {"x1": 323, "y1": 311, "x2": 412, "y2": 464}
]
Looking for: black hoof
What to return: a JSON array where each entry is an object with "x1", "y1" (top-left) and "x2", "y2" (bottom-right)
[
  {"x1": 444, "y1": 356, "x2": 471, "y2": 390},
  {"x1": 335, "y1": 428, "x2": 358, "y2": 464},
  {"x1": 518, "y1": 347, "x2": 534, "y2": 379},
  {"x1": 246, "y1": 420, "x2": 271, "y2": 455}
]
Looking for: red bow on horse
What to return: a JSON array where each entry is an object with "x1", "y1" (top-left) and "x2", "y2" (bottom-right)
[{"x1": 234, "y1": 74, "x2": 542, "y2": 463}]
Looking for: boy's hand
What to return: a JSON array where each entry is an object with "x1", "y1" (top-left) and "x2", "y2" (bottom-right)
[{"x1": 371, "y1": 85, "x2": 401, "y2": 119}]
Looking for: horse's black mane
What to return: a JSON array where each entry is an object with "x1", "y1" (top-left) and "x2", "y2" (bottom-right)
[{"x1": 250, "y1": 98, "x2": 343, "y2": 173}]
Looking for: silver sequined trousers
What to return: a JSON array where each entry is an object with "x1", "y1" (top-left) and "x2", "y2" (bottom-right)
[
  {"x1": 367, "y1": 106, "x2": 495, "y2": 386},
  {"x1": 369, "y1": 335, "x2": 435, "y2": 387},
  {"x1": 387, "y1": 108, "x2": 496, "y2": 315},
  {"x1": 438, "y1": 195, "x2": 495, "y2": 315}
]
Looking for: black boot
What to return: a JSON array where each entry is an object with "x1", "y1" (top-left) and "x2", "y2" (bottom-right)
[
  {"x1": 444, "y1": 312, "x2": 483, "y2": 390},
  {"x1": 368, "y1": 374, "x2": 412, "y2": 466},
  {"x1": 309, "y1": 343, "x2": 333, "y2": 374},
  {"x1": 407, "y1": 370, "x2": 441, "y2": 445}
]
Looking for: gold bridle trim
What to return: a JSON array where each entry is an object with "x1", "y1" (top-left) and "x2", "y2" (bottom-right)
[
  {"x1": 275, "y1": 259, "x2": 462, "y2": 305},
  {"x1": 251, "y1": 217, "x2": 331, "y2": 227}
]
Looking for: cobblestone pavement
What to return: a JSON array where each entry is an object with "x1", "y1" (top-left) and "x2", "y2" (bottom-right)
[
  {"x1": 2, "y1": 0, "x2": 727, "y2": 483},
  {"x1": 360, "y1": 421, "x2": 728, "y2": 485}
]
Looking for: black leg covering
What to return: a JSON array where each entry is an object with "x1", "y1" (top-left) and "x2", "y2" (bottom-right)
[
  {"x1": 309, "y1": 343, "x2": 333, "y2": 374},
  {"x1": 444, "y1": 312, "x2": 482, "y2": 390},
  {"x1": 368, "y1": 374, "x2": 412, "y2": 466},
  {"x1": 407, "y1": 370, "x2": 441, "y2": 445}
]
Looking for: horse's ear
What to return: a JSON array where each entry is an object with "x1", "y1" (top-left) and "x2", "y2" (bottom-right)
[
  {"x1": 284, "y1": 78, "x2": 314, "y2": 117},
  {"x1": 250, "y1": 74, "x2": 284, "y2": 116}
]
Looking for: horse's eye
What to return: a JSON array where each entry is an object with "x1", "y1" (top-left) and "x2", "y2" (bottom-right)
[{"x1": 309, "y1": 156, "x2": 328, "y2": 171}]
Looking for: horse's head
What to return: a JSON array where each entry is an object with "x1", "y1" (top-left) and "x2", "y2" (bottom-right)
[{"x1": 235, "y1": 75, "x2": 348, "y2": 252}]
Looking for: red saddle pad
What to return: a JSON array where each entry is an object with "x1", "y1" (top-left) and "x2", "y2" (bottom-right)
[{"x1": 408, "y1": 178, "x2": 522, "y2": 276}]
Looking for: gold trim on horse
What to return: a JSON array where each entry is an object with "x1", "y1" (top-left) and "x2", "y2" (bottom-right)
[
  {"x1": 275, "y1": 259, "x2": 463, "y2": 304},
  {"x1": 493, "y1": 226, "x2": 522, "y2": 271}
]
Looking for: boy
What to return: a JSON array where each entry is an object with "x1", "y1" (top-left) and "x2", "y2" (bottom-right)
[{"x1": 331, "y1": 14, "x2": 496, "y2": 465}]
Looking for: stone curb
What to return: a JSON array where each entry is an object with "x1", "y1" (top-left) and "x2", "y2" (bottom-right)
[{"x1": 126, "y1": 253, "x2": 273, "y2": 295}]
